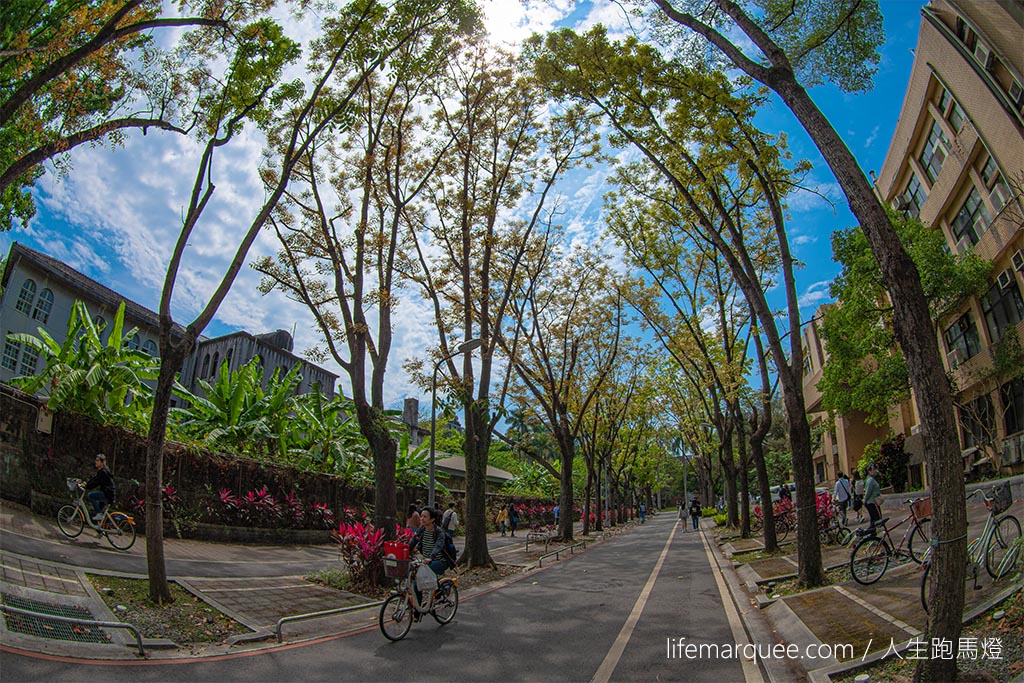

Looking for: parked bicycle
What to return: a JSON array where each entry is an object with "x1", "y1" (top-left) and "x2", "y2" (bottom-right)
[
  {"x1": 820, "y1": 502, "x2": 854, "y2": 547},
  {"x1": 378, "y1": 543, "x2": 458, "y2": 641},
  {"x1": 849, "y1": 496, "x2": 932, "y2": 585},
  {"x1": 57, "y1": 478, "x2": 136, "y2": 550},
  {"x1": 921, "y1": 483, "x2": 1020, "y2": 612},
  {"x1": 752, "y1": 500, "x2": 794, "y2": 543}
]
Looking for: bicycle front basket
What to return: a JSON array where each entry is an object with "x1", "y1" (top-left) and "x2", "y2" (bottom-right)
[
  {"x1": 65, "y1": 478, "x2": 81, "y2": 494},
  {"x1": 911, "y1": 497, "x2": 932, "y2": 519},
  {"x1": 989, "y1": 483, "x2": 1012, "y2": 516}
]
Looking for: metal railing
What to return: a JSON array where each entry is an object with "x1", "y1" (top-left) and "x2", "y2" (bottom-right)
[
  {"x1": 275, "y1": 601, "x2": 382, "y2": 642},
  {"x1": 538, "y1": 540, "x2": 587, "y2": 567},
  {"x1": 0, "y1": 604, "x2": 146, "y2": 656}
]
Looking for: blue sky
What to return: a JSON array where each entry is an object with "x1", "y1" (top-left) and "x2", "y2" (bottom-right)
[{"x1": 1, "y1": 0, "x2": 928, "y2": 408}]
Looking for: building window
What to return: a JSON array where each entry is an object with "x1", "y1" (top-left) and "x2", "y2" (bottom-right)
[
  {"x1": 936, "y1": 85, "x2": 965, "y2": 133},
  {"x1": 2, "y1": 336, "x2": 20, "y2": 371},
  {"x1": 126, "y1": 333, "x2": 140, "y2": 351},
  {"x1": 211, "y1": 352, "x2": 220, "y2": 377},
  {"x1": 200, "y1": 353, "x2": 210, "y2": 378},
  {"x1": 944, "y1": 312, "x2": 982, "y2": 362},
  {"x1": 979, "y1": 155, "x2": 1011, "y2": 214},
  {"x1": 981, "y1": 279, "x2": 1024, "y2": 342},
  {"x1": 950, "y1": 187, "x2": 991, "y2": 247},
  {"x1": 19, "y1": 345, "x2": 39, "y2": 375},
  {"x1": 31, "y1": 288, "x2": 53, "y2": 324},
  {"x1": 142, "y1": 340, "x2": 157, "y2": 356},
  {"x1": 802, "y1": 346, "x2": 812, "y2": 376},
  {"x1": 15, "y1": 279, "x2": 36, "y2": 315},
  {"x1": 1003, "y1": 377, "x2": 1024, "y2": 436},
  {"x1": 225, "y1": 348, "x2": 233, "y2": 370},
  {"x1": 959, "y1": 394, "x2": 994, "y2": 449},
  {"x1": 919, "y1": 120, "x2": 951, "y2": 184},
  {"x1": 899, "y1": 172, "x2": 926, "y2": 218}
]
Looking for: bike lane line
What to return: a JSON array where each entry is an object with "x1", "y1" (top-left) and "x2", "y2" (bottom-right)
[{"x1": 590, "y1": 518, "x2": 679, "y2": 683}]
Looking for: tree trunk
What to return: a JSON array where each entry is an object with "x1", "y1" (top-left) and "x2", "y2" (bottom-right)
[
  {"x1": 555, "y1": 423, "x2": 575, "y2": 541},
  {"x1": 144, "y1": 343, "x2": 189, "y2": 604},
  {"x1": 355, "y1": 402, "x2": 397, "y2": 540},
  {"x1": 750, "y1": 433, "x2": 777, "y2": 552},
  {"x1": 595, "y1": 463, "x2": 604, "y2": 531},
  {"x1": 582, "y1": 468, "x2": 592, "y2": 535},
  {"x1": 462, "y1": 400, "x2": 494, "y2": 568},
  {"x1": 736, "y1": 413, "x2": 751, "y2": 539}
]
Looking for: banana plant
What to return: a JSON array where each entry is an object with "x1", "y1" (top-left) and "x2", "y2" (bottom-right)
[{"x1": 7, "y1": 300, "x2": 158, "y2": 430}]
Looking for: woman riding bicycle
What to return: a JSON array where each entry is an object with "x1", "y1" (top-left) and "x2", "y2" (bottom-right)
[
  {"x1": 408, "y1": 507, "x2": 451, "y2": 612},
  {"x1": 84, "y1": 453, "x2": 115, "y2": 522}
]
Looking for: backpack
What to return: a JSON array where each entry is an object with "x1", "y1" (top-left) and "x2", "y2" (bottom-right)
[
  {"x1": 442, "y1": 509, "x2": 453, "y2": 530},
  {"x1": 442, "y1": 529, "x2": 458, "y2": 569}
]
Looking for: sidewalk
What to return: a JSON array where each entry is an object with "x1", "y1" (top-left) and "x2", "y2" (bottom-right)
[
  {"x1": 0, "y1": 499, "x2": 611, "y2": 658},
  {"x1": 706, "y1": 477, "x2": 1024, "y2": 682}
]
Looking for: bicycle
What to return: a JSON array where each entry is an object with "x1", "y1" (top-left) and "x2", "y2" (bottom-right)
[
  {"x1": 378, "y1": 546, "x2": 459, "y2": 641},
  {"x1": 752, "y1": 501, "x2": 793, "y2": 543},
  {"x1": 820, "y1": 502, "x2": 854, "y2": 546},
  {"x1": 57, "y1": 478, "x2": 136, "y2": 551},
  {"x1": 849, "y1": 496, "x2": 932, "y2": 585},
  {"x1": 921, "y1": 483, "x2": 1021, "y2": 612}
]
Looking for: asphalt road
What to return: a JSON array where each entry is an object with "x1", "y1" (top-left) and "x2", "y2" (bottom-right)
[{"x1": 2, "y1": 514, "x2": 756, "y2": 682}]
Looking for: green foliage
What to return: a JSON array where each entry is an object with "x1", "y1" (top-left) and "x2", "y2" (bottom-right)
[
  {"x1": 7, "y1": 300, "x2": 158, "y2": 430},
  {"x1": 856, "y1": 440, "x2": 882, "y2": 479},
  {"x1": 819, "y1": 210, "x2": 990, "y2": 425},
  {"x1": 713, "y1": 513, "x2": 728, "y2": 527}
]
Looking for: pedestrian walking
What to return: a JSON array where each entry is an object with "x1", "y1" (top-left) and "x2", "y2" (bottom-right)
[
  {"x1": 689, "y1": 498, "x2": 701, "y2": 531},
  {"x1": 833, "y1": 472, "x2": 852, "y2": 526},
  {"x1": 778, "y1": 483, "x2": 792, "y2": 503},
  {"x1": 495, "y1": 506, "x2": 509, "y2": 536},
  {"x1": 553, "y1": 504, "x2": 559, "y2": 525},
  {"x1": 442, "y1": 501, "x2": 459, "y2": 533},
  {"x1": 864, "y1": 463, "x2": 883, "y2": 529},
  {"x1": 638, "y1": 503, "x2": 646, "y2": 523},
  {"x1": 852, "y1": 472, "x2": 865, "y2": 522},
  {"x1": 508, "y1": 502, "x2": 520, "y2": 537}
]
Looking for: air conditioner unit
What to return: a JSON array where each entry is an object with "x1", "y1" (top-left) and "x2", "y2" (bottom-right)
[
  {"x1": 990, "y1": 183, "x2": 1010, "y2": 212},
  {"x1": 955, "y1": 235, "x2": 972, "y2": 254},
  {"x1": 945, "y1": 347, "x2": 965, "y2": 369},
  {"x1": 1013, "y1": 249, "x2": 1024, "y2": 272},
  {"x1": 974, "y1": 42, "x2": 993, "y2": 69},
  {"x1": 997, "y1": 269, "x2": 1014, "y2": 290},
  {"x1": 1003, "y1": 435, "x2": 1023, "y2": 465},
  {"x1": 1009, "y1": 78, "x2": 1023, "y2": 105}
]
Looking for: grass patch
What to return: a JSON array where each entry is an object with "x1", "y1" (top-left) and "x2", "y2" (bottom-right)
[
  {"x1": 88, "y1": 575, "x2": 250, "y2": 645},
  {"x1": 760, "y1": 566, "x2": 848, "y2": 598},
  {"x1": 305, "y1": 567, "x2": 351, "y2": 592}
]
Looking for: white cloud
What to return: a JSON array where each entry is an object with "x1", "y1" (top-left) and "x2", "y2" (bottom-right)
[
  {"x1": 792, "y1": 234, "x2": 816, "y2": 246},
  {"x1": 798, "y1": 280, "x2": 833, "y2": 309},
  {"x1": 482, "y1": 0, "x2": 576, "y2": 48}
]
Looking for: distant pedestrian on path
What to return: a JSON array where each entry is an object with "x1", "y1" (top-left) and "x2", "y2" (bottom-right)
[
  {"x1": 778, "y1": 483, "x2": 792, "y2": 503},
  {"x1": 638, "y1": 503, "x2": 646, "y2": 523},
  {"x1": 508, "y1": 502, "x2": 520, "y2": 537},
  {"x1": 553, "y1": 505, "x2": 559, "y2": 525},
  {"x1": 689, "y1": 498, "x2": 701, "y2": 531},
  {"x1": 864, "y1": 464, "x2": 882, "y2": 529},
  {"x1": 833, "y1": 472, "x2": 852, "y2": 526},
  {"x1": 406, "y1": 504, "x2": 421, "y2": 530},
  {"x1": 496, "y1": 507, "x2": 509, "y2": 536},
  {"x1": 442, "y1": 502, "x2": 459, "y2": 532}
]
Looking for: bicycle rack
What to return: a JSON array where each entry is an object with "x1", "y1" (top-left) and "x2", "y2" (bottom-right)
[
  {"x1": 0, "y1": 604, "x2": 146, "y2": 656},
  {"x1": 275, "y1": 601, "x2": 382, "y2": 642},
  {"x1": 538, "y1": 540, "x2": 587, "y2": 568}
]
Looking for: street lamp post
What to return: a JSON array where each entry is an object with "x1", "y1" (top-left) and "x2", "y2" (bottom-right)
[{"x1": 428, "y1": 338, "x2": 483, "y2": 510}]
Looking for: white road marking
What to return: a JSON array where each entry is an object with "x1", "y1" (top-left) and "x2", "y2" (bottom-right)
[{"x1": 591, "y1": 519, "x2": 679, "y2": 683}]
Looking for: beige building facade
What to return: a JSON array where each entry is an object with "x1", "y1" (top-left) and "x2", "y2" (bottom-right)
[{"x1": 805, "y1": 0, "x2": 1024, "y2": 489}]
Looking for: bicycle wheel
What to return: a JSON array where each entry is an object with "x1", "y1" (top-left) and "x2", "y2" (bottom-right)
[
  {"x1": 850, "y1": 536, "x2": 889, "y2": 585},
  {"x1": 908, "y1": 517, "x2": 932, "y2": 564},
  {"x1": 57, "y1": 505, "x2": 84, "y2": 538},
  {"x1": 379, "y1": 593, "x2": 412, "y2": 641},
  {"x1": 105, "y1": 513, "x2": 136, "y2": 551},
  {"x1": 920, "y1": 561, "x2": 932, "y2": 612},
  {"x1": 985, "y1": 514, "x2": 1022, "y2": 579},
  {"x1": 432, "y1": 579, "x2": 459, "y2": 625},
  {"x1": 775, "y1": 518, "x2": 790, "y2": 543},
  {"x1": 836, "y1": 526, "x2": 854, "y2": 547}
]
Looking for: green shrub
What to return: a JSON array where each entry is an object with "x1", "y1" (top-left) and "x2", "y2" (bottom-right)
[
  {"x1": 702, "y1": 507, "x2": 717, "y2": 517},
  {"x1": 713, "y1": 513, "x2": 728, "y2": 526}
]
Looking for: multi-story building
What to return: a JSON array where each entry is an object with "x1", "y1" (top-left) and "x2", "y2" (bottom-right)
[
  {"x1": 1, "y1": 242, "x2": 337, "y2": 399},
  {"x1": 805, "y1": 0, "x2": 1024, "y2": 489}
]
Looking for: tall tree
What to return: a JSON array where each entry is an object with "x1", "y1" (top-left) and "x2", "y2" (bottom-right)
[
  {"x1": 529, "y1": 28, "x2": 825, "y2": 584},
  {"x1": 501, "y1": 245, "x2": 624, "y2": 541},
  {"x1": 142, "y1": 0, "x2": 464, "y2": 603},
  {"x1": 644, "y1": 3, "x2": 967, "y2": 674},
  {"x1": 405, "y1": 43, "x2": 595, "y2": 566},
  {"x1": 253, "y1": 2, "x2": 478, "y2": 541}
]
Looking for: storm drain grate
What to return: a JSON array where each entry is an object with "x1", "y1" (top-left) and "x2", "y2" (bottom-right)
[{"x1": 1, "y1": 593, "x2": 110, "y2": 643}]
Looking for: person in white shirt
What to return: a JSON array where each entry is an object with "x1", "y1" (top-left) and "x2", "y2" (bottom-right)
[
  {"x1": 442, "y1": 501, "x2": 459, "y2": 533},
  {"x1": 833, "y1": 472, "x2": 853, "y2": 525}
]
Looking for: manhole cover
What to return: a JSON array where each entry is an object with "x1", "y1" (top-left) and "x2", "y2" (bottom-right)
[{"x1": 2, "y1": 593, "x2": 110, "y2": 643}]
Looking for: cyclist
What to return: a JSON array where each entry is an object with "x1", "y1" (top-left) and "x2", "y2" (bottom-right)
[
  {"x1": 84, "y1": 453, "x2": 116, "y2": 522},
  {"x1": 409, "y1": 507, "x2": 450, "y2": 613}
]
